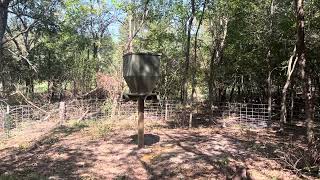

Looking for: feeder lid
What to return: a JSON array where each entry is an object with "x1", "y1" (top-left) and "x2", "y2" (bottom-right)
[{"x1": 123, "y1": 52, "x2": 161, "y2": 56}]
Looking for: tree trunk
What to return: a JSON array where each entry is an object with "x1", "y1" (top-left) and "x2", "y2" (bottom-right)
[
  {"x1": 127, "y1": 0, "x2": 133, "y2": 53},
  {"x1": 267, "y1": 0, "x2": 275, "y2": 121},
  {"x1": 182, "y1": 0, "x2": 195, "y2": 104},
  {"x1": 295, "y1": 0, "x2": 314, "y2": 145},
  {"x1": 0, "y1": 0, "x2": 10, "y2": 49},
  {"x1": 229, "y1": 80, "x2": 236, "y2": 102},
  {"x1": 191, "y1": 0, "x2": 206, "y2": 102},
  {"x1": 267, "y1": 70, "x2": 272, "y2": 121},
  {"x1": 73, "y1": 80, "x2": 78, "y2": 96},
  {"x1": 280, "y1": 47, "x2": 297, "y2": 132},
  {"x1": 267, "y1": 0, "x2": 274, "y2": 120},
  {"x1": 290, "y1": 88, "x2": 295, "y2": 122},
  {"x1": 25, "y1": 78, "x2": 34, "y2": 95},
  {"x1": 208, "y1": 55, "x2": 215, "y2": 103},
  {"x1": 280, "y1": 80, "x2": 290, "y2": 130},
  {"x1": 0, "y1": 0, "x2": 11, "y2": 94},
  {"x1": 93, "y1": 42, "x2": 99, "y2": 72},
  {"x1": 208, "y1": 16, "x2": 229, "y2": 104}
]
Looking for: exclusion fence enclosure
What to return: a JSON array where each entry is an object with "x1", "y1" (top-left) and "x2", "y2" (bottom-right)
[{"x1": 0, "y1": 99, "x2": 292, "y2": 137}]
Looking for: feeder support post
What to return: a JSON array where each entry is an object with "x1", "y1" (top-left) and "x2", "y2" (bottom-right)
[{"x1": 138, "y1": 96, "x2": 145, "y2": 148}]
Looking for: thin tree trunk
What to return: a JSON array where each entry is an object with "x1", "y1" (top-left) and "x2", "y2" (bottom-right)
[
  {"x1": 305, "y1": 75, "x2": 314, "y2": 145},
  {"x1": 208, "y1": 16, "x2": 229, "y2": 104},
  {"x1": 182, "y1": 0, "x2": 195, "y2": 104},
  {"x1": 0, "y1": 0, "x2": 11, "y2": 94},
  {"x1": 0, "y1": 0, "x2": 10, "y2": 49},
  {"x1": 128, "y1": 0, "x2": 133, "y2": 53},
  {"x1": 191, "y1": 0, "x2": 206, "y2": 102},
  {"x1": 73, "y1": 80, "x2": 78, "y2": 96},
  {"x1": 214, "y1": 17, "x2": 228, "y2": 65},
  {"x1": 267, "y1": 69, "x2": 272, "y2": 121},
  {"x1": 267, "y1": 0, "x2": 274, "y2": 120},
  {"x1": 295, "y1": 0, "x2": 314, "y2": 145},
  {"x1": 280, "y1": 47, "x2": 298, "y2": 132},
  {"x1": 208, "y1": 55, "x2": 215, "y2": 103},
  {"x1": 290, "y1": 88, "x2": 295, "y2": 122}
]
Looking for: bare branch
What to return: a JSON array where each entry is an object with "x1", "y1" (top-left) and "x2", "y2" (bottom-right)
[
  {"x1": 10, "y1": 89, "x2": 46, "y2": 113},
  {"x1": 124, "y1": 0, "x2": 150, "y2": 53},
  {"x1": 7, "y1": 48, "x2": 37, "y2": 72},
  {"x1": 1, "y1": 20, "x2": 37, "y2": 45}
]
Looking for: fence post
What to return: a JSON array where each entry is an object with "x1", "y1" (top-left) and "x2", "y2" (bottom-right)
[
  {"x1": 245, "y1": 104, "x2": 247, "y2": 124},
  {"x1": 165, "y1": 102, "x2": 168, "y2": 121},
  {"x1": 6, "y1": 105, "x2": 9, "y2": 114},
  {"x1": 189, "y1": 111, "x2": 193, "y2": 128},
  {"x1": 3, "y1": 105, "x2": 10, "y2": 135},
  {"x1": 240, "y1": 103, "x2": 242, "y2": 122},
  {"x1": 1, "y1": 107, "x2": 7, "y2": 132},
  {"x1": 59, "y1": 101, "x2": 66, "y2": 125},
  {"x1": 228, "y1": 103, "x2": 231, "y2": 119}
]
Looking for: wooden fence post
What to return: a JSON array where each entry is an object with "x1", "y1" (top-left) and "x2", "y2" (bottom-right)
[
  {"x1": 189, "y1": 111, "x2": 193, "y2": 128},
  {"x1": 59, "y1": 102, "x2": 66, "y2": 125},
  {"x1": 228, "y1": 103, "x2": 231, "y2": 119},
  {"x1": 240, "y1": 103, "x2": 242, "y2": 123},
  {"x1": 2, "y1": 105, "x2": 10, "y2": 134},
  {"x1": 6, "y1": 105, "x2": 9, "y2": 114},
  {"x1": 165, "y1": 102, "x2": 168, "y2": 121},
  {"x1": 1, "y1": 108, "x2": 5, "y2": 132}
]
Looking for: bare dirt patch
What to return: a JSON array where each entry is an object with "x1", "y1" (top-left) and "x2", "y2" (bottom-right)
[{"x1": 0, "y1": 120, "x2": 318, "y2": 180}]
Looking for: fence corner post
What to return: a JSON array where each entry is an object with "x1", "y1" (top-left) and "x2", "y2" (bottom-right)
[{"x1": 59, "y1": 101, "x2": 66, "y2": 125}]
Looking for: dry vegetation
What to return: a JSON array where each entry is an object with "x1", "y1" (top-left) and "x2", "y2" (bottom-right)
[{"x1": 0, "y1": 117, "x2": 319, "y2": 180}]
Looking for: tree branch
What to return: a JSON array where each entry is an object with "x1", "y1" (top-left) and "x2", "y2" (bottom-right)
[
  {"x1": 124, "y1": 0, "x2": 150, "y2": 53},
  {"x1": 7, "y1": 48, "x2": 37, "y2": 72}
]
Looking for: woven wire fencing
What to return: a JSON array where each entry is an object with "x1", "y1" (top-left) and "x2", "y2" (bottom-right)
[
  {"x1": 0, "y1": 103, "x2": 60, "y2": 137},
  {"x1": 0, "y1": 99, "x2": 181, "y2": 137},
  {"x1": 1, "y1": 99, "x2": 276, "y2": 137},
  {"x1": 116, "y1": 100, "x2": 180, "y2": 120},
  {"x1": 211, "y1": 102, "x2": 270, "y2": 128},
  {"x1": 65, "y1": 99, "x2": 110, "y2": 120}
]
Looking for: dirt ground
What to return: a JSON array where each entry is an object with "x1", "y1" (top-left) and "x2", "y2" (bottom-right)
[{"x1": 0, "y1": 119, "x2": 319, "y2": 180}]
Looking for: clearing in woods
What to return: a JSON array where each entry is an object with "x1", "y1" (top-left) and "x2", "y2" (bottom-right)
[{"x1": 0, "y1": 119, "x2": 316, "y2": 180}]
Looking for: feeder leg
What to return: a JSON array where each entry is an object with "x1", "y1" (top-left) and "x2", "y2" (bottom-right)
[{"x1": 138, "y1": 96, "x2": 144, "y2": 148}]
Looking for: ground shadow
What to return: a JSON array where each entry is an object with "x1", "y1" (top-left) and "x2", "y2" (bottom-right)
[
  {"x1": 0, "y1": 124, "x2": 97, "y2": 179},
  {"x1": 129, "y1": 134, "x2": 160, "y2": 146},
  {"x1": 133, "y1": 128, "x2": 319, "y2": 179}
]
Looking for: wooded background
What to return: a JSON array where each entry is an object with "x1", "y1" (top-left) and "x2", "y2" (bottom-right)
[{"x1": 0, "y1": 0, "x2": 319, "y2": 144}]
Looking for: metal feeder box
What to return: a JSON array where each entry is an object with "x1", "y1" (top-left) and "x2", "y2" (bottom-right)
[{"x1": 123, "y1": 53, "x2": 160, "y2": 96}]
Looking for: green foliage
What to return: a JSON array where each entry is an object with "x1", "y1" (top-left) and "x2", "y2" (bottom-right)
[
  {"x1": 70, "y1": 119, "x2": 112, "y2": 139},
  {"x1": 1, "y1": 0, "x2": 320, "y2": 104},
  {"x1": 102, "y1": 99, "x2": 114, "y2": 115}
]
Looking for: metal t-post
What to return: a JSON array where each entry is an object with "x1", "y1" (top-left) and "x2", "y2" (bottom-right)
[{"x1": 138, "y1": 96, "x2": 145, "y2": 148}]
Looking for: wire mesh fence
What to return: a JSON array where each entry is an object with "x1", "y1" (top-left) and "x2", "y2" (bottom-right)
[
  {"x1": 211, "y1": 103, "x2": 270, "y2": 128},
  {"x1": 116, "y1": 100, "x2": 180, "y2": 120},
  {"x1": 65, "y1": 99, "x2": 109, "y2": 120},
  {"x1": 0, "y1": 99, "x2": 279, "y2": 137},
  {"x1": 0, "y1": 103, "x2": 60, "y2": 138}
]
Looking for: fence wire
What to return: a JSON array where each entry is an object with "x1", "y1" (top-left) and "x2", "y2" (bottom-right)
[
  {"x1": 1, "y1": 99, "x2": 279, "y2": 137},
  {"x1": 211, "y1": 103, "x2": 270, "y2": 128}
]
